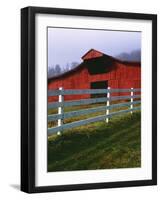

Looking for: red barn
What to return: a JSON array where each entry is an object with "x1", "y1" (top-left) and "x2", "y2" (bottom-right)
[{"x1": 48, "y1": 49, "x2": 141, "y2": 102}]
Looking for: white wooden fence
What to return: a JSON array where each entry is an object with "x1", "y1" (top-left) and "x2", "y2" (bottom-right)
[{"x1": 48, "y1": 88, "x2": 141, "y2": 136}]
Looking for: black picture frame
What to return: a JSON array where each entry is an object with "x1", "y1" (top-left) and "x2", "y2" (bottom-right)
[{"x1": 21, "y1": 6, "x2": 157, "y2": 193}]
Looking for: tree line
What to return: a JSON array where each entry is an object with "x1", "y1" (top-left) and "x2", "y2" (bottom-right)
[{"x1": 48, "y1": 62, "x2": 79, "y2": 78}]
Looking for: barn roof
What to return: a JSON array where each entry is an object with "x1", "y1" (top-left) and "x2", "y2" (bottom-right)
[
  {"x1": 82, "y1": 49, "x2": 104, "y2": 60},
  {"x1": 48, "y1": 49, "x2": 140, "y2": 81}
]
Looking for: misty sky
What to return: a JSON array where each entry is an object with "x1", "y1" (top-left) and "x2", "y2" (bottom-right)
[{"x1": 48, "y1": 27, "x2": 141, "y2": 69}]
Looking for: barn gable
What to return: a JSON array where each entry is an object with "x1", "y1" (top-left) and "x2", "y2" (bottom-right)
[{"x1": 82, "y1": 49, "x2": 103, "y2": 60}]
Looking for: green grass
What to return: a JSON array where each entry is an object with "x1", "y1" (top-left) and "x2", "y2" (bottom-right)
[{"x1": 48, "y1": 111, "x2": 141, "y2": 172}]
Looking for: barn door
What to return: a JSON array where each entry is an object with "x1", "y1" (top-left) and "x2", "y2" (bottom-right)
[{"x1": 90, "y1": 81, "x2": 108, "y2": 98}]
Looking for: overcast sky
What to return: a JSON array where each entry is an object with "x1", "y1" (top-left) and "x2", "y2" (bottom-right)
[{"x1": 48, "y1": 27, "x2": 141, "y2": 69}]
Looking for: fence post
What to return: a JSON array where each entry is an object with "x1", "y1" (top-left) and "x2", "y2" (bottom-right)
[
  {"x1": 130, "y1": 87, "x2": 134, "y2": 114},
  {"x1": 106, "y1": 87, "x2": 110, "y2": 123},
  {"x1": 57, "y1": 87, "x2": 64, "y2": 135}
]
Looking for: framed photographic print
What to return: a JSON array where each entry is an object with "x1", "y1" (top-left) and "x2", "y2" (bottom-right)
[{"x1": 21, "y1": 6, "x2": 157, "y2": 193}]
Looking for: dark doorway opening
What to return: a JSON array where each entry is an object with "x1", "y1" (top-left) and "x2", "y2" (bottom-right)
[{"x1": 90, "y1": 81, "x2": 108, "y2": 98}]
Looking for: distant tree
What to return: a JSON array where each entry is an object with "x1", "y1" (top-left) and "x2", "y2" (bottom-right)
[
  {"x1": 70, "y1": 62, "x2": 79, "y2": 69},
  {"x1": 48, "y1": 64, "x2": 62, "y2": 78},
  {"x1": 130, "y1": 50, "x2": 141, "y2": 61},
  {"x1": 64, "y1": 63, "x2": 70, "y2": 72},
  {"x1": 116, "y1": 49, "x2": 141, "y2": 62},
  {"x1": 55, "y1": 64, "x2": 61, "y2": 75},
  {"x1": 48, "y1": 61, "x2": 80, "y2": 78},
  {"x1": 48, "y1": 66, "x2": 55, "y2": 78}
]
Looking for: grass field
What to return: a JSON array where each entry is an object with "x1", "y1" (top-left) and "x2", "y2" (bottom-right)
[{"x1": 48, "y1": 111, "x2": 141, "y2": 172}]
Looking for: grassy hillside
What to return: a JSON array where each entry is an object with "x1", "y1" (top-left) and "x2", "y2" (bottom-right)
[{"x1": 48, "y1": 111, "x2": 141, "y2": 172}]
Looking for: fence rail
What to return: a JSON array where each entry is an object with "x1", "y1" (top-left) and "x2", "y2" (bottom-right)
[
  {"x1": 48, "y1": 87, "x2": 141, "y2": 136},
  {"x1": 48, "y1": 88, "x2": 141, "y2": 96},
  {"x1": 48, "y1": 95, "x2": 141, "y2": 109}
]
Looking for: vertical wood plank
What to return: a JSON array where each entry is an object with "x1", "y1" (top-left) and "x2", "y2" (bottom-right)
[
  {"x1": 57, "y1": 87, "x2": 64, "y2": 135},
  {"x1": 130, "y1": 87, "x2": 134, "y2": 114},
  {"x1": 106, "y1": 87, "x2": 110, "y2": 123}
]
